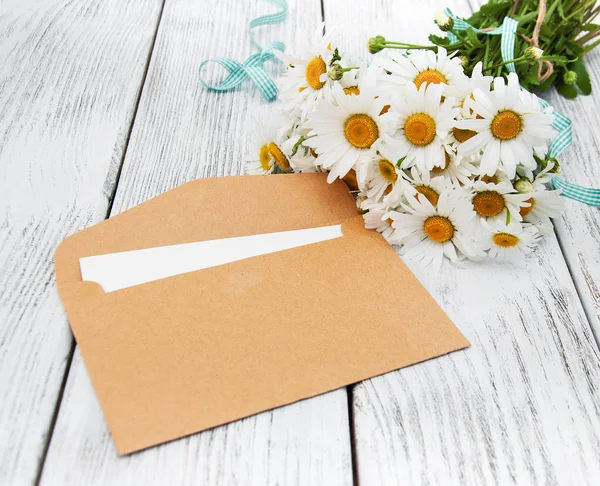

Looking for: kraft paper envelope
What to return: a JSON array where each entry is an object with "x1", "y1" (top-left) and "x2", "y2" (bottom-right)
[{"x1": 55, "y1": 173, "x2": 469, "y2": 455}]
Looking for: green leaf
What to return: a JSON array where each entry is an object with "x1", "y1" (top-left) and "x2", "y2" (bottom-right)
[
  {"x1": 520, "y1": 65, "x2": 541, "y2": 86},
  {"x1": 573, "y1": 58, "x2": 592, "y2": 95},
  {"x1": 465, "y1": 27, "x2": 484, "y2": 48},
  {"x1": 539, "y1": 72, "x2": 557, "y2": 91},
  {"x1": 466, "y1": 11, "x2": 484, "y2": 26},
  {"x1": 540, "y1": 22, "x2": 554, "y2": 38},
  {"x1": 581, "y1": 23, "x2": 600, "y2": 32},
  {"x1": 479, "y1": 1, "x2": 512, "y2": 16},
  {"x1": 566, "y1": 40, "x2": 584, "y2": 56},
  {"x1": 552, "y1": 35, "x2": 567, "y2": 51},
  {"x1": 428, "y1": 34, "x2": 449, "y2": 46},
  {"x1": 539, "y1": 54, "x2": 571, "y2": 63},
  {"x1": 556, "y1": 79, "x2": 578, "y2": 99}
]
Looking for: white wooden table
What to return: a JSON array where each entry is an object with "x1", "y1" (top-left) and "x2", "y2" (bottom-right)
[{"x1": 2, "y1": 0, "x2": 600, "y2": 484}]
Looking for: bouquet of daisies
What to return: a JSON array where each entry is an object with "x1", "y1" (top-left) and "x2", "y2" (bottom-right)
[{"x1": 246, "y1": 28, "x2": 564, "y2": 268}]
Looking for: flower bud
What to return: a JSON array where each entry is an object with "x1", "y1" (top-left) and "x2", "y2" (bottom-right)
[
  {"x1": 435, "y1": 12, "x2": 454, "y2": 32},
  {"x1": 328, "y1": 63, "x2": 344, "y2": 81},
  {"x1": 514, "y1": 178, "x2": 534, "y2": 194},
  {"x1": 524, "y1": 46, "x2": 543, "y2": 62},
  {"x1": 563, "y1": 70, "x2": 578, "y2": 85},
  {"x1": 368, "y1": 35, "x2": 386, "y2": 54}
]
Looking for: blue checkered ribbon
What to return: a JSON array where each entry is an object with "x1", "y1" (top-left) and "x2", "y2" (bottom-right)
[
  {"x1": 535, "y1": 98, "x2": 598, "y2": 204},
  {"x1": 198, "y1": 0, "x2": 287, "y2": 101},
  {"x1": 537, "y1": 98, "x2": 572, "y2": 159},
  {"x1": 445, "y1": 8, "x2": 599, "y2": 206}
]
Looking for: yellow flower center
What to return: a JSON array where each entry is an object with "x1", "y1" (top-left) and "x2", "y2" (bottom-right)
[
  {"x1": 305, "y1": 57, "x2": 327, "y2": 90},
  {"x1": 453, "y1": 127, "x2": 477, "y2": 143},
  {"x1": 432, "y1": 151, "x2": 451, "y2": 173},
  {"x1": 415, "y1": 185, "x2": 440, "y2": 206},
  {"x1": 342, "y1": 169, "x2": 359, "y2": 191},
  {"x1": 423, "y1": 216, "x2": 454, "y2": 243},
  {"x1": 344, "y1": 86, "x2": 360, "y2": 96},
  {"x1": 472, "y1": 191, "x2": 505, "y2": 217},
  {"x1": 414, "y1": 69, "x2": 448, "y2": 90},
  {"x1": 480, "y1": 174, "x2": 498, "y2": 184},
  {"x1": 344, "y1": 114, "x2": 379, "y2": 149},
  {"x1": 491, "y1": 110, "x2": 522, "y2": 140},
  {"x1": 259, "y1": 144, "x2": 272, "y2": 172},
  {"x1": 268, "y1": 142, "x2": 290, "y2": 171},
  {"x1": 492, "y1": 232, "x2": 520, "y2": 248},
  {"x1": 378, "y1": 159, "x2": 398, "y2": 183},
  {"x1": 404, "y1": 113, "x2": 436, "y2": 146},
  {"x1": 519, "y1": 197, "x2": 534, "y2": 218}
]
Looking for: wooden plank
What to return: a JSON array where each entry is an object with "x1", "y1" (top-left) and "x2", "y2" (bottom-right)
[
  {"x1": 542, "y1": 63, "x2": 600, "y2": 343},
  {"x1": 321, "y1": 0, "x2": 600, "y2": 483},
  {"x1": 39, "y1": 1, "x2": 353, "y2": 485},
  {"x1": 0, "y1": 1, "x2": 164, "y2": 484}
]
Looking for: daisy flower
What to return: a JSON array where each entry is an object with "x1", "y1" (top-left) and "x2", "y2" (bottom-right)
[
  {"x1": 447, "y1": 122, "x2": 480, "y2": 155},
  {"x1": 280, "y1": 127, "x2": 320, "y2": 173},
  {"x1": 375, "y1": 46, "x2": 467, "y2": 97},
  {"x1": 456, "y1": 62, "x2": 493, "y2": 116},
  {"x1": 470, "y1": 180, "x2": 531, "y2": 222},
  {"x1": 393, "y1": 82, "x2": 458, "y2": 173},
  {"x1": 455, "y1": 73, "x2": 556, "y2": 179},
  {"x1": 246, "y1": 118, "x2": 290, "y2": 175},
  {"x1": 476, "y1": 170, "x2": 511, "y2": 186},
  {"x1": 336, "y1": 63, "x2": 380, "y2": 96},
  {"x1": 389, "y1": 189, "x2": 481, "y2": 269},
  {"x1": 277, "y1": 26, "x2": 338, "y2": 119},
  {"x1": 403, "y1": 167, "x2": 450, "y2": 207},
  {"x1": 519, "y1": 179, "x2": 564, "y2": 235},
  {"x1": 361, "y1": 200, "x2": 396, "y2": 242},
  {"x1": 363, "y1": 157, "x2": 403, "y2": 201},
  {"x1": 289, "y1": 152, "x2": 319, "y2": 173},
  {"x1": 303, "y1": 83, "x2": 397, "y2": 184},
  {"x1": 430, "y1": 147, "x2": 478, "y2": 186},
  {"x1": 480, "y1": 220, "x2": 540, "y2": 263}
]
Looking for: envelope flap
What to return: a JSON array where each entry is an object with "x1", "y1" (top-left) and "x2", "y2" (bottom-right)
[{"x1": 55, "y1": 174, "x2": 358, "y2": 288}]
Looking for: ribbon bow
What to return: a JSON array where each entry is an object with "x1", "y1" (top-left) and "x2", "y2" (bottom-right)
[{"x1": 198, "y1": 0, "x2": 287, "y2": 101}]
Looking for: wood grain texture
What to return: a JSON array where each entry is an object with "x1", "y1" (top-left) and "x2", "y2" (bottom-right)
[
  {"x1": 322, "y1": 0, "x2": 600, "y2": 483},
  {"x1": 39, "y1": 0, "x2": 353, "y2": 485},
  {"x1": 542, "y1": 63, "x2": 600, "y2": 343},
  {"x1": 0, "y1": 1, "x2": 163, "y2": 484}
]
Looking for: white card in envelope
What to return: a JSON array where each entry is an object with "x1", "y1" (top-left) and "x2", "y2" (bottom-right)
[{"x1": 80, "y1": 224, "x2": 343, "y2": 292}]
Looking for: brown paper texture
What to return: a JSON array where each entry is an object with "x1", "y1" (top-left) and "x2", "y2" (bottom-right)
[{"x1": 54, "y1": 173, "x2": 469, "y2": 455}]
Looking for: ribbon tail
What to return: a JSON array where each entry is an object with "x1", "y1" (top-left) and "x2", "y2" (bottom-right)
[{"x1": 552, "y1": 177, "x2": 600, "y2": 206}]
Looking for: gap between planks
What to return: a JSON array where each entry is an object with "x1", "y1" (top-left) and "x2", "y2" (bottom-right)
[{"x1": 33, "y1": 1, "x2": 168, "y2": 483}]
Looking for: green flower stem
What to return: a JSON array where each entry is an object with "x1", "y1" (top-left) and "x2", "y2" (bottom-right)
[
  {"x1": 576, "y1": 29, "x2": 600, "y2": 45},
  {"x1": 482, "y1": 55, "x2": 526, "y2": 72},
  {"x1": 583, "y1": 37, "x2": 600, "y2": 54},
  {"x1": 379, "y1": 41, "x2": 437, "y2": 49}
]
